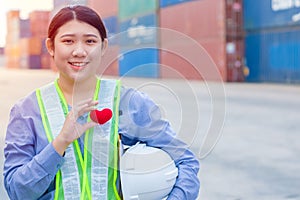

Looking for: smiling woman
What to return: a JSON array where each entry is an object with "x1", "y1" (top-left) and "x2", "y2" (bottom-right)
[
  {"x1": 46, "y1": 20, "x2": 107, "y2": 88},
  {"x1": 3, "y1": 5, "x2": 200, "y2": 200}
]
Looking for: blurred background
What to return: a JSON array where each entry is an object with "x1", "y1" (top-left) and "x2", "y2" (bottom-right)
[{"x1": 1, "y1": 0, "x2": 300, "y2": 83}]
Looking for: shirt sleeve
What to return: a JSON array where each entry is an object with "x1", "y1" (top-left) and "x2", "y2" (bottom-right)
[
  {"x1": 119, "y1": 87, "x2": 200, "y2": 200},
  {"x1": 3, "y1": 97, "x2": 64, "y2": 200}
]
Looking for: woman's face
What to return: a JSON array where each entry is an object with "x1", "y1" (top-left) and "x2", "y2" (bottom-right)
[{"x1": 47, "y1": 20, "x2": 107, "y2": 83}]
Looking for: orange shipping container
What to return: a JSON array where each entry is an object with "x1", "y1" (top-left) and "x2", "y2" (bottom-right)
[
  {"x1": 160, "y1": 36, "x2": 226, "y2": 81},
  {"x1": 6, "y1": 11, "x2": 20, "y2": 46},
  {"x1": 29, "y1": 11, "x2": 50, "y2": 38},
  {"x1": 159, "y1": 0, "x2": 225, "y2": 40},
  {"x1": 20, "y1": 38, "x2": 43, "y2": 56},
  {"x1": 7, "y1": 10, "x2": 19, "y2": 19},
  {"x1": 88, "y1": 0, "x2": 118, "y2": 18},
  {"x1": 159, "y1": 0, "x2": 226, "y2": 81},
  {"x1": 5, "y1": 45, "x2": 21, "y2": 57}
]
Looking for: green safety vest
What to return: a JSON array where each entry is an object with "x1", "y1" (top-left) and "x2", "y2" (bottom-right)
[{"x1": 36, "y1": 79, "x2": 122, "y2": 200}]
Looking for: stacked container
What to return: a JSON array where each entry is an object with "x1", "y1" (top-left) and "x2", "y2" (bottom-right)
[
  {"x1": 160, "y1": 0, "x2": 195, "y2": 8},
  {"x1": 244, "y1": 0, "x2": 300, "y2": 83},
  {"x1": 5, "y1": 11, "x2": 20, "y2": 68},
  {"x1": 20, "y1": 11, "x2": 51, "y2": 69},
  {"x1": 0, "y1": 47, "x2": 5, "y2": 68},
  {"x1": 159, "y1": 0, "x2": 227, "y2": 81},
  {"x1": 53, "y1": 0, "x2": 87, "y2": 9},
  {"x1": 88, "y1": 0, "x2": 119, "y2": 76},
  {"x1": 225, "y1": 0, "x2": 245, "y2": 82},
  {"x1": 118, "y1": 0, "x2": 159, "y2": 78},
  {"x1": 52, "y1": 0, "x2": 87, "y2": 17},
  {"x1": 5, "y1": 10, "x2": 52, "y2": 69}
]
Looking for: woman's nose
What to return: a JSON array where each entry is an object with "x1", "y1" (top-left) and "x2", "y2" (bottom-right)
[{"x1": 72, "y1": 43, "x2": 87, "y2": 57}]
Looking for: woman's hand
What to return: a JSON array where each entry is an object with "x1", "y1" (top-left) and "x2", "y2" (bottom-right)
[{"x1": 52, "y1": 98, "x2": 98, "y2": 155}]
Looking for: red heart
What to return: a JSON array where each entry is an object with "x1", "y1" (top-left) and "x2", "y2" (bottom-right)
[{"x1": 90, "y1": 108, "x2": 112, "y2": 124}]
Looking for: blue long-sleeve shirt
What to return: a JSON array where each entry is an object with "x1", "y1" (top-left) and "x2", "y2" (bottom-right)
[{"x1": 3, "y1": 85, "x2": 200, "y2": 200}]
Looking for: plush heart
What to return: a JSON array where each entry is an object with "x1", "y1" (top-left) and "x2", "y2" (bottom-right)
[{"x1": 90, "y1": 108, "x2": 112, "y2": 124}]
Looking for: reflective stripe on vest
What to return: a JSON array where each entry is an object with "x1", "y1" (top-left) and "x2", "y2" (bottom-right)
[{"x1": 36, "y1": 79, "x2": 121, "y2": 200}]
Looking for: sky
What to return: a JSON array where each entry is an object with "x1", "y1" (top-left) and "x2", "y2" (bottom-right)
[{"x1": 0, "y1": 0, "x2": 53, "y2": 47}]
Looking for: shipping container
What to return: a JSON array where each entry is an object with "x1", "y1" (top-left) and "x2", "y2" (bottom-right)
[
  {"x1": 0, "y1": 53, "x2": 5, "y2": 68},
  {"x1": 29, "y1": 55, "x2": 42, "y2": 69},
  {"x1": 120, "y1": 13, "x2": 158, "y2": 47},
  {"x1": 20, "y1": 19, "x2": 31, "y2": 38},
  {"x1": 6, "y1": 10, "x2": 20, "y2": 35},
  {"x1": 6, "y1": 11, "x2": 20, "y2": 46},
  {"x1": 5, "y1": 31, "x2": 19, "y2": 46},
  {"x1": 160, "y1": 36, "x2": 226, "y2": 80},
  {"x1": 5, "y1": 45, "x2": 20, "y2": 58},
  {"x1": 88, "y1": 0, "x2": 118, "y2": 17},
  {"x1": 159, "y1": 0, "x2": 225, "y2": 40},
  {"x1": 5, "y1": 44, "x2": 20, "y2": 68},
  {"x1": 245, "y1": 28, "x2": 300, "y2": 83},
  {"x1": 103, "y1": 16, "x2": 118, "y2": 35},
  {"x1": 20, "y1": 37, "x2": 43, "y2": 56},
  {"x1": 244, "y1": 0, "x2": 300, "y2": 30},
  {"x1": 29, "y1": 11, "x2": 50, "y2": 38},
  {"x1": 54, "y1": 0, "x2": 87, "y2": 8},
  {"x1": 20, "y1": 55, "x2": 42, "y2": 69},
  {"x1": 4, "y1": 44, "x2": 20, "y2": 68},
  {"x1": 225, "y1": 0, "x2": 245, "y2": 82},
  {"x1": 159, "y1": 0, "x2": 227, "y2": 81},
  {"x1": 160, "y1": 0, "x2": 194, "y2": 8},
  {"x1": 226, "y1": 0, "x2": 243, "y2": 37},
  {"x1": 226, "y1": 39, "x2": 245, "y2": 82},
  {"x1": 7, "y1": 10, "x2": 19, "y2": 18},
  {"x1": 119, "y1": 47, "x2": 159, "y2": 78},
  {"x1": 19, "y1": 55, "x2": 28, "y2": 69},
  {"x1": 118, "y1": 0, "x2": 157, "y2": 21},
  {"x1": 103, "y1": 16, "x2": 118, "y2": 45},
  {"x1": 52, "y1": 0, "x2": 87, "y2": 17}
]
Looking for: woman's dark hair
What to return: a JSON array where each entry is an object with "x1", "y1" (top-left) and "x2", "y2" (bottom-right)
[{"x1": 48, "y1": 5, "x2": 107, "y2": 42}]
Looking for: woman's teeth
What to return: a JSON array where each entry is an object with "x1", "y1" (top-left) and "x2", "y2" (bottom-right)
[{"x1": 70, "y1": 62, "x2": 86, "y2": 67}]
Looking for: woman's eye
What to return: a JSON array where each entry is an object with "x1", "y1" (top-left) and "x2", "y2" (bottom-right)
[
  {"x1": 63, "y1": 39, "x2": 73, "y2": 44},
  {"x1": 86, "y1": 39, "x2": 97, "y2": 44}
]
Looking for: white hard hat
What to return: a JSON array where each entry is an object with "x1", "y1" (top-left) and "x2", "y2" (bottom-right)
[{"x1": 120, "y1": 143, "x2": 178, "y2": 200}]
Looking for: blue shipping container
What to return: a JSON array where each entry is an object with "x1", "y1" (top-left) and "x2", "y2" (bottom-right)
[
  {"x1": 244, "y1": 0, "x2": 300, "y2": 30},
  {"x1": 29, "y1": 55, "x2": 41, "y2": 69},
  {"x1": 160, "y1": 0, "x2": 194, "y2": 8},
  {"x1": 245, "y1": 28, "x2": 300, "y2": 83},
  {"x1": 119, "y1": 13, "x2": 158, "y2": 47},
  {"x1": 103, "y1": 16, "x2": 118, "y2": 35},
  {"x1": 119, "y1": 47, "x2": 159, "y2": 78},
  {"x1": 20, "y1": 19, "x2": 31, "y2": 38},
  {"x1": 103, "y1": 16, "x2": 118, "y2": 45}
]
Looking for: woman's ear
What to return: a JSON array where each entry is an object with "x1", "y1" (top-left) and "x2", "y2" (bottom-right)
[
  {"x1": 101, "y1": 38, "x2": 108, "y2": 56},
  {"x1": 45, "y1": 38, "x2": 54, "y2": 57}
]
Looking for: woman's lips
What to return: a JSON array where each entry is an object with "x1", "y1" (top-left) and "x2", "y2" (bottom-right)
[{"x1": 69, "y1": 62, "x2": 89, "y2": 70}]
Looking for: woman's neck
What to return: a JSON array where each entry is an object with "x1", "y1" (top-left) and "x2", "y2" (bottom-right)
[{"x1": 57, "y1": 75, "x2": 98, "y2": 105}]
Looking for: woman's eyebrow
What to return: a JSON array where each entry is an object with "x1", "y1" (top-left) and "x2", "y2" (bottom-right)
[{"x1": 59, "y1": 33, "x2": 99, "y2": 38}]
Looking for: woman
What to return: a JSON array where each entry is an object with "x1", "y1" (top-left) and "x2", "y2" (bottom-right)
[{"x1": 3, "y1": 5, "x2": 199, "y2": 200}]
